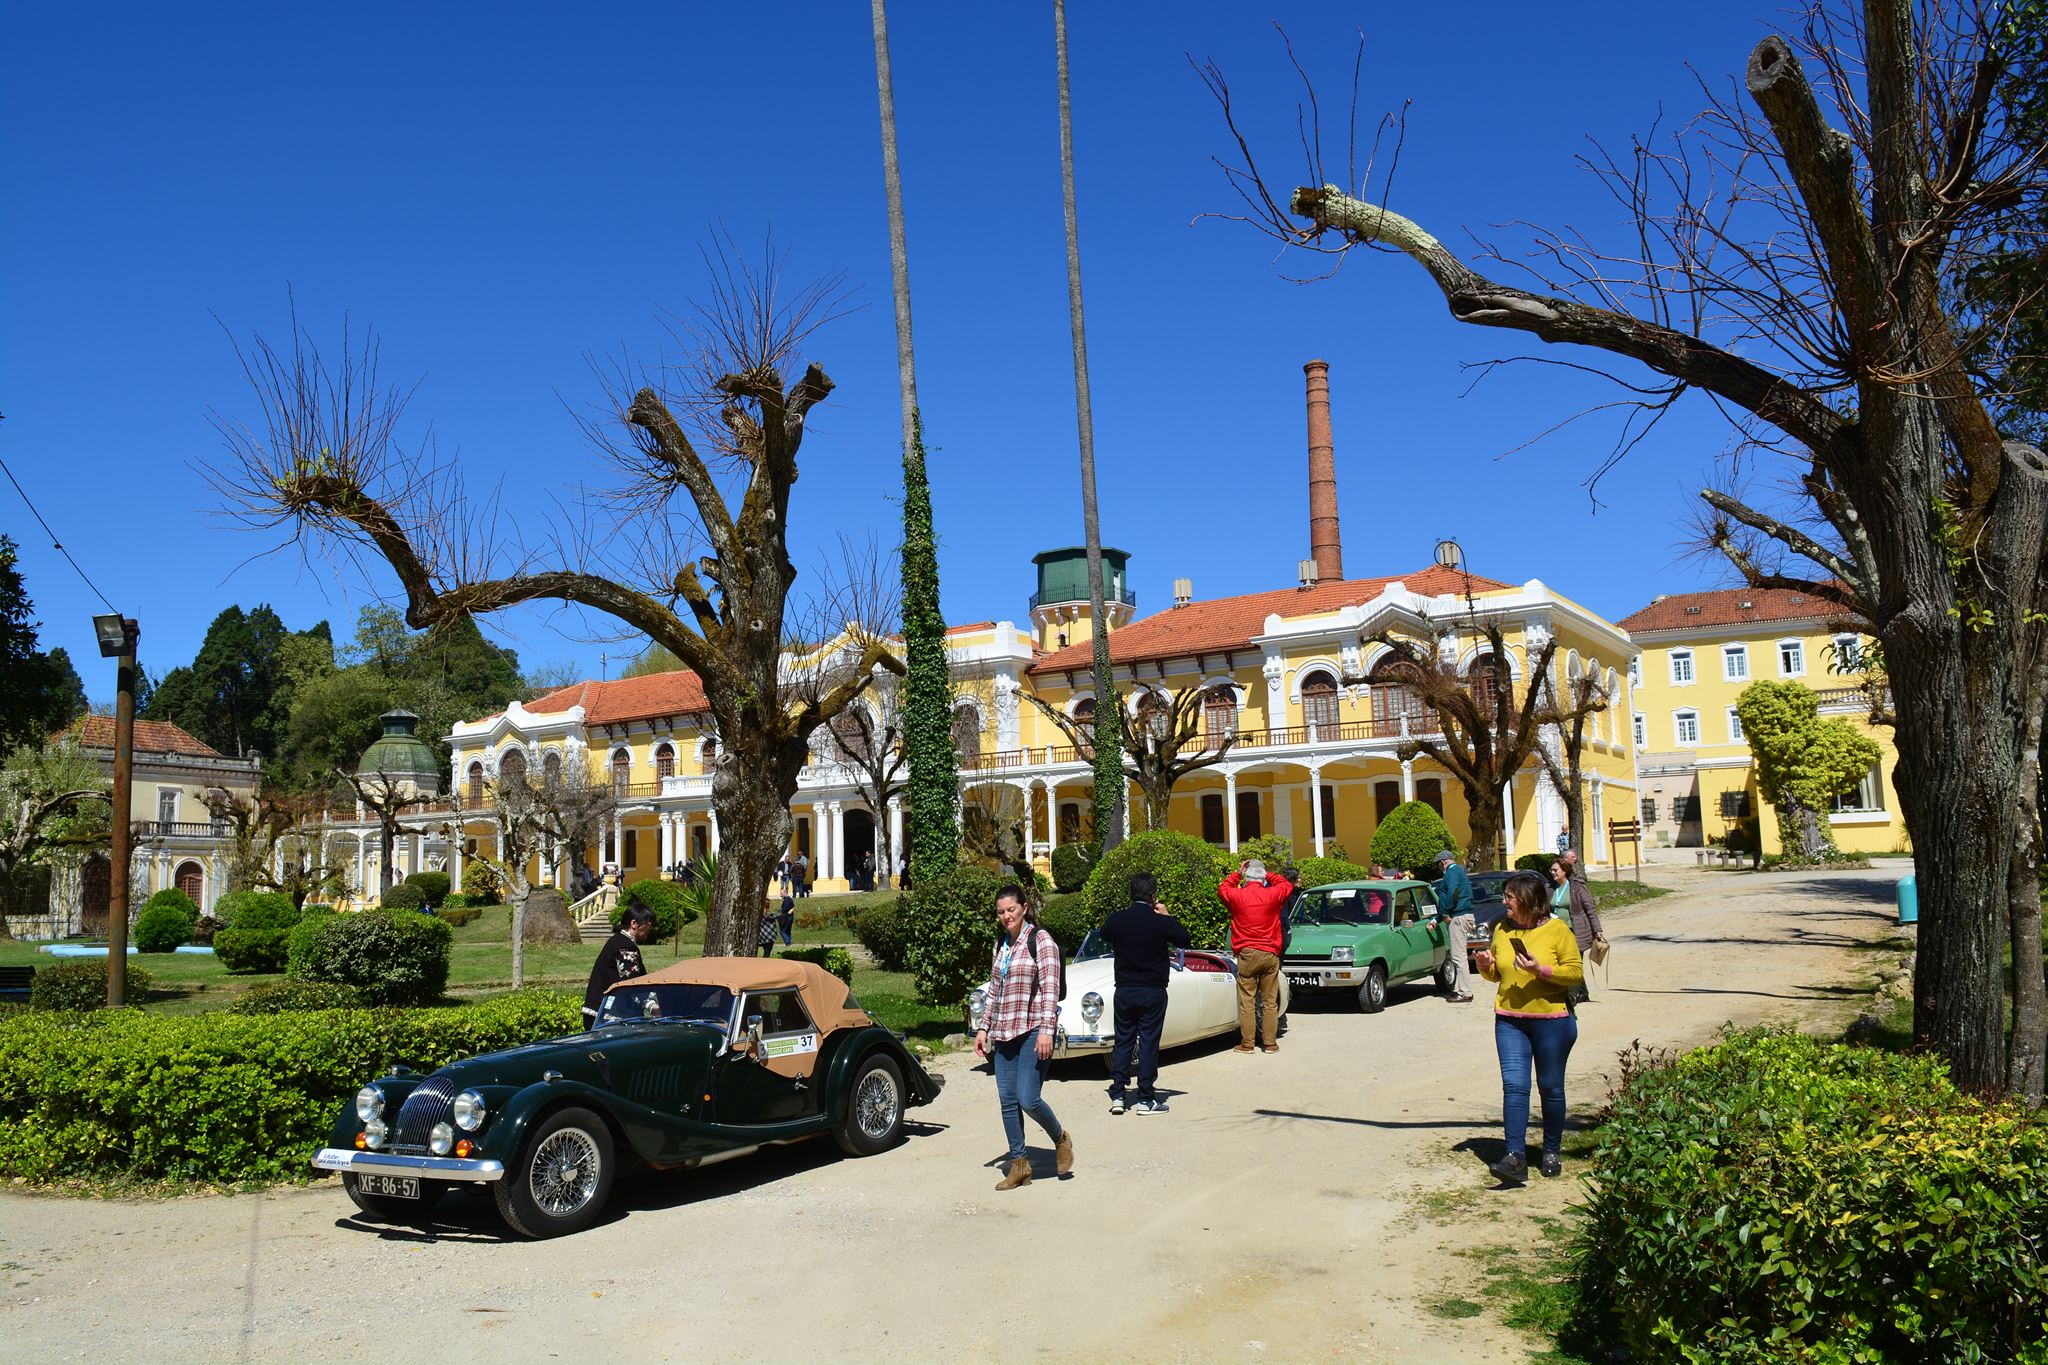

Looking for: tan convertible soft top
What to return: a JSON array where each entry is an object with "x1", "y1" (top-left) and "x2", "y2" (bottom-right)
[{"x1": 620, "y1": 957, "x2": 871, "y2": 1036}]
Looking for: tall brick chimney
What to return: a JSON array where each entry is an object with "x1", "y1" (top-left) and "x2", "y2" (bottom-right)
[{"x1": 1304, "y1": 358, "x2": 1343, "y2": 582}]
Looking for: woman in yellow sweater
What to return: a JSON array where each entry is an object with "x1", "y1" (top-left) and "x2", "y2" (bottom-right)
[{"x1": 1473, "y1": 870, "x2": 1583, "y2": 1183}]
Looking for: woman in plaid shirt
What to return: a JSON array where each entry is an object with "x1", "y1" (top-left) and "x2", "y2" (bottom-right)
[{"x1": 973, "y1": 885, "x2": 1073, "y2": 1190}]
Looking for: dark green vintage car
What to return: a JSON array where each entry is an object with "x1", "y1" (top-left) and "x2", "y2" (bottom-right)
[
  {"x1": 311, "y1": 958, "x2": 943, "y2": 1238},
  {"x1": 1280, "y1": 879, "x2": 1457, "y2": 1011}
]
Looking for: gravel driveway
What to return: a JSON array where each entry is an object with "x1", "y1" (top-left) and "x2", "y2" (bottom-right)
[{"x1": 0, "y1": 864, "x2": 1907, "y2": 1362}]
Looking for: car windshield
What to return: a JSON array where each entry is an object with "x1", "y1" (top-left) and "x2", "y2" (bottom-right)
[
  {"x1": 597, "y1": 983, "x2": 735, "y2": 1027},
  {"x1": 1291, "y1": 887, "x2": 1390, "y2": 927},
  {"x1": 1471, "y1": 877, "x2": 1509, "y2": 904},
  {"x1": 1075, "y1": 929, "x2": 1111, "y2": 963}
]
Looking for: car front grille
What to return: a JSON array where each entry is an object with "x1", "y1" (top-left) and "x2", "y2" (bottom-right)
[{"x1": 392, "y1": 1075, "x2": 456, "y2": 1150}]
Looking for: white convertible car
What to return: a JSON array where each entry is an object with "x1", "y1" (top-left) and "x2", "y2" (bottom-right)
[{"x1": 969, "y1": 932, "x2": 1289, "y2": 1062}]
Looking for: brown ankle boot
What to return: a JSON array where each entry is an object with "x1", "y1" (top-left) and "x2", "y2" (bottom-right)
[
  {"x1": 1054, "y1": 1131, "x2": 1074, "y2": 1176},
  {"x1": 994, "y1": 1157, "x2": 1032, "y2": 1190}
]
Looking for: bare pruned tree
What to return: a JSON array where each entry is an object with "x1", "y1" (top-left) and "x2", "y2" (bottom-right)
[
  {"x1": 205, "y1": 787, "x2": 346, "y2": 906},
  {"x1": 1026, "y1": 685, "x2": 1236, "y2": 834},
  {"x1": 335, "y1": 766, "x2": 431, "y2": 897},
  {"x1": 1204, "y1": 0, "x2": 2048, "y2": 1098},
  {"x1": 206, "y1": 245, "x2": 901, "y2": 957},
  {"x1": 1529, "y1": 665, "x2": 1616, "y2": 867}
]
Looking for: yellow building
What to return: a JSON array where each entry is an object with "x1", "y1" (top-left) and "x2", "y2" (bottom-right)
[{"x1": 1617, "y1": 587, "x2": 1905, "y2": 855}]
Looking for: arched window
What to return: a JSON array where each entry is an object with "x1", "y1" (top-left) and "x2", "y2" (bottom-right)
[
  {"x1": 654, "y1": 742, "x2": 675, "y2": 779},
  {"x1": 1300, "y1": 670, "x2": 1339, "y2": 732},
  {"x1": 542, "y1": 750, "x2": 562, "y2": 787},
  {"x1": 952, "y1": 703, "x2": 982, "y2": 760},
  {"x1": 1467, "y1": 654, "x2": 1502, "y2": 718},
  {"x1": 466, "y1": 761, "x2": 485, "y2": 805},
  {"x1": 832, "y1": 710, "x2": 871, "y2": 763},
  {"x1": 1203, "y1": 686, "x2": 1236, "y2": 745},
  {"x1": 174, "y1": 861, "x2": 204, "y2": 905},
  {"x1": 498, "y1": 748, "x2": 527, "y2": 785},
  {"x1": 701, "y1": 736, "x2": 718, "y2": 769},
  {"x1": 610, "y1": 749, "x2": 631, "y2": 794},
  {"x1": 1135, "y1": 690, "x2": 1170, "y2": 744},
  {"x1": 1070, "y1": 697, "x2": 1096, "y2": 727}
]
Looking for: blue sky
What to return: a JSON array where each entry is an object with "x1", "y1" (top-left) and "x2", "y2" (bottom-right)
[{"x1": 3, "y1": 2, "x2": 1783, "y2": 700}]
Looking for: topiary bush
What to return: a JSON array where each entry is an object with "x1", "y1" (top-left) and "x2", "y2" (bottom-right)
[
  {"x1": 133, "y1": 902, "x2": 196, "y2": 953},
  {"x1": 378, "y1": 882, "x2": 426, "y2": 911},
  {"x1": 777, "y1": 945, "x2": 855, "y2": 986},
  {"x1": 439, "y1": 891, "x2": 475, "y2": 910},
  {"x1": 213, "y1": 890, "x2": 297, "y2": 931},
  {"x1": 1513, "y1": 852, "x2": 1558, "y2": 873},
  {"x1": 141, "y1": 886, "x2": 200, "y2": 925},
  {"x1": 226, "y1": 980, "x2": 362, "y2": 1014},
  {"x1": 1033, "y1": 893, "x2": 1094, "y2": 956},
  {"x1": 1292, "y1": 856, "x2": 1371, "y2": 890},
  {"x1": 433, "y1": 904, "x2": 482, "y2": 928},
  {"x1": 1049, "y1": 842, "x2": 1099, "y2": 893},
  {"x1": 460, "y1": 860, "x2": 503, "y2": 904},
  {"x1": 902, "y1": 864, "x2": 1011, "y2": 1006},
  {"x1": 288, "y1": 909, "x2": 452, "y2": 1006},
  {"x1": 403, "y1": 870, "x2": 451, "y2": 908},
  {"x1": 1583, "y1": 1027, "x2": 2048, "y2": 1363},
  {"x1": 613, "y1": 878, "x2": 696, "y2": 941},
  {"x1": 0, "y1": 990, "x2": 580, "y2": 1183},
  {"x1": 29, "y1": 959, "x2": 153, "y2": 1011},
  {"x1": 851, "y1": 900, "x2": 912, "y2": 974},
  {"x1": 1370, "y1": 800, "x2": 1455, "y2": 877},
  {"x1": 1081, "y1": 830, "x2": 1236, "y2": 949},
  {"x1": 285, "y1": 906, "x2": 340, "y2": 976},
  {"x1": 1234, "y1": 834, "x2": 1296, "y2": 869},
  {"x1": 212, "y1": 894, "x2": 304, "y2": 974}
]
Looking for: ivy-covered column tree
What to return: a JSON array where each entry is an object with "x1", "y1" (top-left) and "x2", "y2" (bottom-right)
[{"x1": 1734, "y1": 681, "x2": 1881, "y2": 859}]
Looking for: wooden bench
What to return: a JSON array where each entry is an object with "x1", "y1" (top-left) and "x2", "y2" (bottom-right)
[{"x1": 0, "y1": 965, "x2": 35, "y2": 1003}]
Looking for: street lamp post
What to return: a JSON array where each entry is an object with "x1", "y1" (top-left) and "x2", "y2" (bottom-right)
[{"x1": 92, "y1": 614, "x2": 140, "y2": 1006}]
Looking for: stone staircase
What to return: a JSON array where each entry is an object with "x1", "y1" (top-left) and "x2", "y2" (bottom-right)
[{"x1": 573, "y1": 888, "x2": 616, "y2": 942}]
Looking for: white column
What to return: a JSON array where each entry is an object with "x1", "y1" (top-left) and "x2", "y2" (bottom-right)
[
  {"x1": 709, "y1": 811, "x2": 721, "y2": 857},
  {"x1": 1308, "y1": 764, "x2": 1326, "y2": 857},
  {"x1": 1589, "y1": 779, "x2": 1605, "y2": 865},
  {"x1": 450, "y1": 829, "x2": 464, "y2": 887},
  {"x1": 1023, "y1": 782, "x2": 1036, "y2": 859},
  {"x1": 828, "y1": 802, "x2": 845, "y2": 880},
  {"x1": 354, "y1": 834, "x2": 367, "y2": 898},
  {"x1": 1045, "y1": 787, "x2": 1060, "y2": 853},
  {"x1": 888, "y1": 796, "x2": 904, "y2": 871},
  {"x1": 410, "y1": 832, "x2": 422, "y2": 879},
  {"x1": 659, "y1": 813, "x2": 675, "y2": 871},
  {"x1": 1501, "y1": 776, "x2": 1518, "y2": 861},
  {"x1": 1225, "y1": 770, "x2": 1240, "y2": 851},
  {"x1": 1400, "y1": 758, "x2": 1416, "y2": 802}
]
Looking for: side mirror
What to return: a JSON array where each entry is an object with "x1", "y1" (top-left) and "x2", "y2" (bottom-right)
[{"x1": 742, "y1": 1014, "x2": 765, "y2": 1060}]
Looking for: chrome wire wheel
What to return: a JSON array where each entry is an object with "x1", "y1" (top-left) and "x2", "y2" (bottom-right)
[
  {"x1": 854, "y1": 1066, "x2": 901, "y2": 1140},
  {"x1": 528, "y1": 1125, "x2": 602, "y2": 1217}
]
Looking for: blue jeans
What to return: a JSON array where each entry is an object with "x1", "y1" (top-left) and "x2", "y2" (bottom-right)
[
  {"x1": 992, "y1": 1029, "x2": 1062, "y2": 1161},
  {"x1": 1495, "y1": 1012, "x2": 1577, "y2": 1158},
  {"x1": 1110, "y1": 986, "x2": 1168, "y2": 1101}
]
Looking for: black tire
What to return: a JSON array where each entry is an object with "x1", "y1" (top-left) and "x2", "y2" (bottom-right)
[
  {"x1": 1435, "y1": 954, "x2": 1459, "y2": 993},
  {"x1": 1356, "y1": 962, "x2": 1389, "y2": 1013},
  {"x1": 834, "y1": 1052, "x2": 906, "y2": 1156},
  {"x1": 493, "y1": 1106, "x2": 615, "y2": 1239},
  {"x1": 341, "y1": 1172, "x2": 446, "y2": 1221}
]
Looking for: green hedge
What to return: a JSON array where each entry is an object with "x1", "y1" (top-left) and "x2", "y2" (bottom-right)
[
  {"x1": 403, "y1": 870, "x2": 451, "y2": 908},
  {"x1": 433, "y1": 904, "x2": 483, "y2": 928},
  {"x1": 1513, "y1": 852, "x2": 1557, "y2": 873},
  {"x1": 134, "y1": 902, "x2": 195, "y2": 953},
  {"x1": 612, "y1": 878, "x2": 697, "y2": 940},
  {"x1": 1081, "y1": 831, "x2": 1235, "y2": 949},
  {"x1": 1583, "y1": 1028, "x2": 2048, "y2": 1362},
  {"x1": 1292, "y1": 856, "x2": 1371, "y2": 889},
  {"x1": 214, "y1": 890, "x2": 296, "y2": 931},
  {"x1": 29, "y1": 959, "x2": 153, "y2": 1011},
  {"x1": 379, "y1": 882, "x2": 426, "y2": 911},
  {"x1": 1370, "y1": 800, "x2": 1454, "y2": 877},
  {"x1": 0, "y1": 991, "x2": 581, "y2": 1183},
  {"x1": 1049, "y1": 842, "x2": 1098, "y2": 893},
  {"x1": 288, "y1": 910, "x2": 452, "y2": 1006},
  {"x1": 140, "y1": 887, "x2": 200, "y2": 923},
  {"x1": 903, "y1": 864, "x2": 1010, "y2": 1005},
  {"x1": 460, "y1": 861, "x2": 503, "y2": 903},
  {"x1": 851, "y1": 901, "x2": 912, "y2": 974},
  {"x1": 227, "y1": 981, "x2": 362, "y2": 1014},
  {"x1": 1033, "y1": 894, "x2": 1093, "y2": 956},
  {"x1": 214, "y1": 893, "x2": 306, "y2": 975},
  {"x1": 777, "y1": 946, "x2": 854, "y2": 986}
]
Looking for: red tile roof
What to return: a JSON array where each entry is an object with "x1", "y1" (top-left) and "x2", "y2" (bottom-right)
[
  {"x1": 60, "y1": 715, "x2": 224, "y2": 758},
  {"x1": 1027, "y1": 566, "x2": 1514, "y2": 676},
  {"x1": 522, "y1": 671, "x2": 710, "y2": 726},
  {"x1": 1617, "y1": 585, "x2": 1864, "y2": 635},
  {"x1": 945, "y1": 620, "x2": 997, "y2": 635}
]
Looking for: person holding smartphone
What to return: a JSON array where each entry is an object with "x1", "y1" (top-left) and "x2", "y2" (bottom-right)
[{"x1": 1472, "y1": 870, "x2": 1583, "y2": 1183}]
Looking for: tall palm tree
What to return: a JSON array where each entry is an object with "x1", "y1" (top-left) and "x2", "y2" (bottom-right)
[
  {"x1": 1054, "y1": 0, "x2": 1125, "y2": 851},
  {"x1": 870, "y1": 0, "x2": 960, "y2": 880}
]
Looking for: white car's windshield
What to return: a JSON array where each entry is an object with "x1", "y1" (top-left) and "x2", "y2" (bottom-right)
[
  {"x1": 1075, "y1": 929, "x2": 1112, "y2": 963},
  {"x1": 597, "y1": 983, "x2": 735, "y2": 1027}
]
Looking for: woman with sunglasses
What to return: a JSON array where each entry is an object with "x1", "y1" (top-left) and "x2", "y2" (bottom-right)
[{"x1": 1472, "y1": 870, "x2": 1583, "y2": 1183}]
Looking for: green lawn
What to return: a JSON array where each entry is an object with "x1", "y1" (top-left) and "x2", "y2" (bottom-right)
[{"x1": 1590, "y1": 881, "x2": 1669, "y2": 912}]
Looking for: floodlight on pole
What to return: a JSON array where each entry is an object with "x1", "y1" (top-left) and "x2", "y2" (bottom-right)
[
  {"x1": 90, "y1": 614, "x2": 140, "y2": 1003},
  {"x1": 1433, "y1": 539, "x2": 1465, "y2": 572}
]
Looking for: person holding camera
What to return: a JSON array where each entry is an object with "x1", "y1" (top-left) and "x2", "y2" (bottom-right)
[
  {"x1": 1472, "y1": 870, "x2": 1584, "y2": 1184},
  {"x1": 1219, "y1": 857, "x2": 1293, "y2": 1054}
]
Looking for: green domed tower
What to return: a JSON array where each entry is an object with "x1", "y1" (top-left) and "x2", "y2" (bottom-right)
[{"x1": 357, "y1": 709, "x2": 443, "y2": 799}]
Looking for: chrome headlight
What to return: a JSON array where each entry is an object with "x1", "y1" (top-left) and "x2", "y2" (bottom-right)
[
  {"x1": 967, "y1": 986, "x2": 990, "y2": 1029},
  {"x1": 1330, "y1": 946, "x2": 1354, "y2": 963},
  {"x1": 1080, "y1": 991, "x2": 1104, "y2": 1023},
  {"x1": 451, "y1": 1090, "x2": 488, "y2": 1132},
  {"x1": 429, "y1": 1122, "x2": 455, "y2": 1156},
  {"x1": 362, "y1": 1117, "x2": 389, "y2": 1148},
  {"x1": 355, "y1": 1086, "x2": 384, "y2": 1121}
]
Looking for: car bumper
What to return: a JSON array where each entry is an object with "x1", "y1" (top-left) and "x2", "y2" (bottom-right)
[
  {"x1": 1054, "y1": 1029, "x2": 1109, "y2": 1055},
  {"x1": 1281, "y1": 963, "x2": 1365, "y2": 989},
  {"x1": 310, "y1": 1148, "x2": 506, "y2": 1183}
]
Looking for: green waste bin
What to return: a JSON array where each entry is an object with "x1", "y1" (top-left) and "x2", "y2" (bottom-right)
[{"x1": 1895, "y1": 875, "x2": 1918, "y2": 925}]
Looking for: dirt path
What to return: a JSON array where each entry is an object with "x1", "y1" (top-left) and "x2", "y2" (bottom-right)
[{"x1": 0, "y1": 865, "x2": 1908, "y2": 1363}]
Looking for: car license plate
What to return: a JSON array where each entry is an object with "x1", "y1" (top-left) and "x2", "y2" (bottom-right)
[
  {"x1": 359, "y1": 1174, "x2": 420, "y2": 1199},
  {"x1": 1286, "y1": 974, "x2": 1318, "y2": 988}
]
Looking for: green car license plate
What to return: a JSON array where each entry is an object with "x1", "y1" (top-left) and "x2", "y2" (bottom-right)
[{"x1": 359, "y1": 1174, "x2": 420, "y2": 1199}]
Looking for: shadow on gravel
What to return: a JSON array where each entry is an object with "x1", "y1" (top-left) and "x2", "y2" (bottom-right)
[
  {"x1": 1252, "y1": 1108, "x2": 1497, "y2": 1131},
  {"x1": 1610, "y1": 981, "x2": 1870, "y2": 1001}
]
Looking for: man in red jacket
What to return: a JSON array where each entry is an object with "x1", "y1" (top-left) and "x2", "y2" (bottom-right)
[{"x1": 1220, "y1": 858, "x2": 1293, "y2": 1053}]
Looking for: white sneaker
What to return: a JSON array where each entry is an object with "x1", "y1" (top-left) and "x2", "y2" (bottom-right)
[
  {"x1": 1131, "y1": 1099, "x2": 1169, "y2": 1115},
  {"x1": 1108, "y1": 1097, "x2": 1125, "y2": 1115}
]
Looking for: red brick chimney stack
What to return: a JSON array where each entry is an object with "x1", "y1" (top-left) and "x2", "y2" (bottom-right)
[{"x1": 1304, "y1": 358, "x2": 1343, "y2": 582}]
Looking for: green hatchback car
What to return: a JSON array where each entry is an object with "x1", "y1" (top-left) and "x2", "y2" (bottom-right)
[{"x1": 1281, "y1": 879, "x2": 1457, "y2": 1011}]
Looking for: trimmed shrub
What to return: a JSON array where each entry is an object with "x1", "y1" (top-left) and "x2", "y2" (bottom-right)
[
  {"x1": 29, "y1": 959, "x2": 153, "y2": 1011},
  {"x1": 1292, "y1": 856, "x2": 1371, "y2": 890},
  {"x1": 213, "y1": 890, "x2": 297, "y2": 931},
  {"x1": 227, "y1": 980, "x2": 361, "y2": 1014},
  {"x1": 460, "y1": 860, "x2": 503, "y2": 903},
  {"x1": 190, "y1": 915, "x2": 220, "y2": 947},
  {"x1": 213, "y1": 893, "x2": 304, "y2": 974},
  {"x1": 1081, "y1": 830, "x2": 1236, "y2": 949},
  {"x1": 378, "y1": 882, "x2": 426, "y2": 911},
  {"x1": 902, "y1": 864, "x2": 1010, "y2": 1006},
  {"x1": 134, "y1": 902, "x2": 195, "y2": 953},
  {"x1": 612, "y1": 878, "x2": 696, "y2": 940},
  {"x1": 299, "y1": 904, "x2": 335, "y2": 916},
  {"x1": 141, "y1": 887, "x2": 200, "y2": 924},
  {"x1": 1033, "y1": 893, "x2": 1093, "y2": 956},
  {"x1": 434, "y1": 904, "x2": 483, "y2": 928},
  {"x1": 285, "y1": 906, "x2": 339, "y2": 976},
  {"x1": 403, "y1": 870, "x2": 451, "y2": 908},
  {"x1": 1234, "y1": 834, "x2": 1296, "y2": 869},
  {"x1": 289, "y1": 909, "x2": 452, "y2": 1006},
  {"x1": 439, "y1": 891, "x2": 475, "y2": 910},
  {"x1": 778, "y1": 946, "x2": 855, "y2": 986},
  {"x1": 1049, "y1": 842, "x2": 1099, "y2": 894},
  {"x1": 1583, "y1": 1027, "x2": 2048, "y2": 1363},
  {"x1": 851, "y1": 900, "x2": 912, "y2": 974},
  {"x1": 0, "y1": 990, "x2": 580, "y2": 1183},
  {"x1": 1369, "y1": 800, "x2": 1455, "y2": 877},
  {"x1": 1513, "y1": 852, "x2": 1558, "y2": 873}
]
